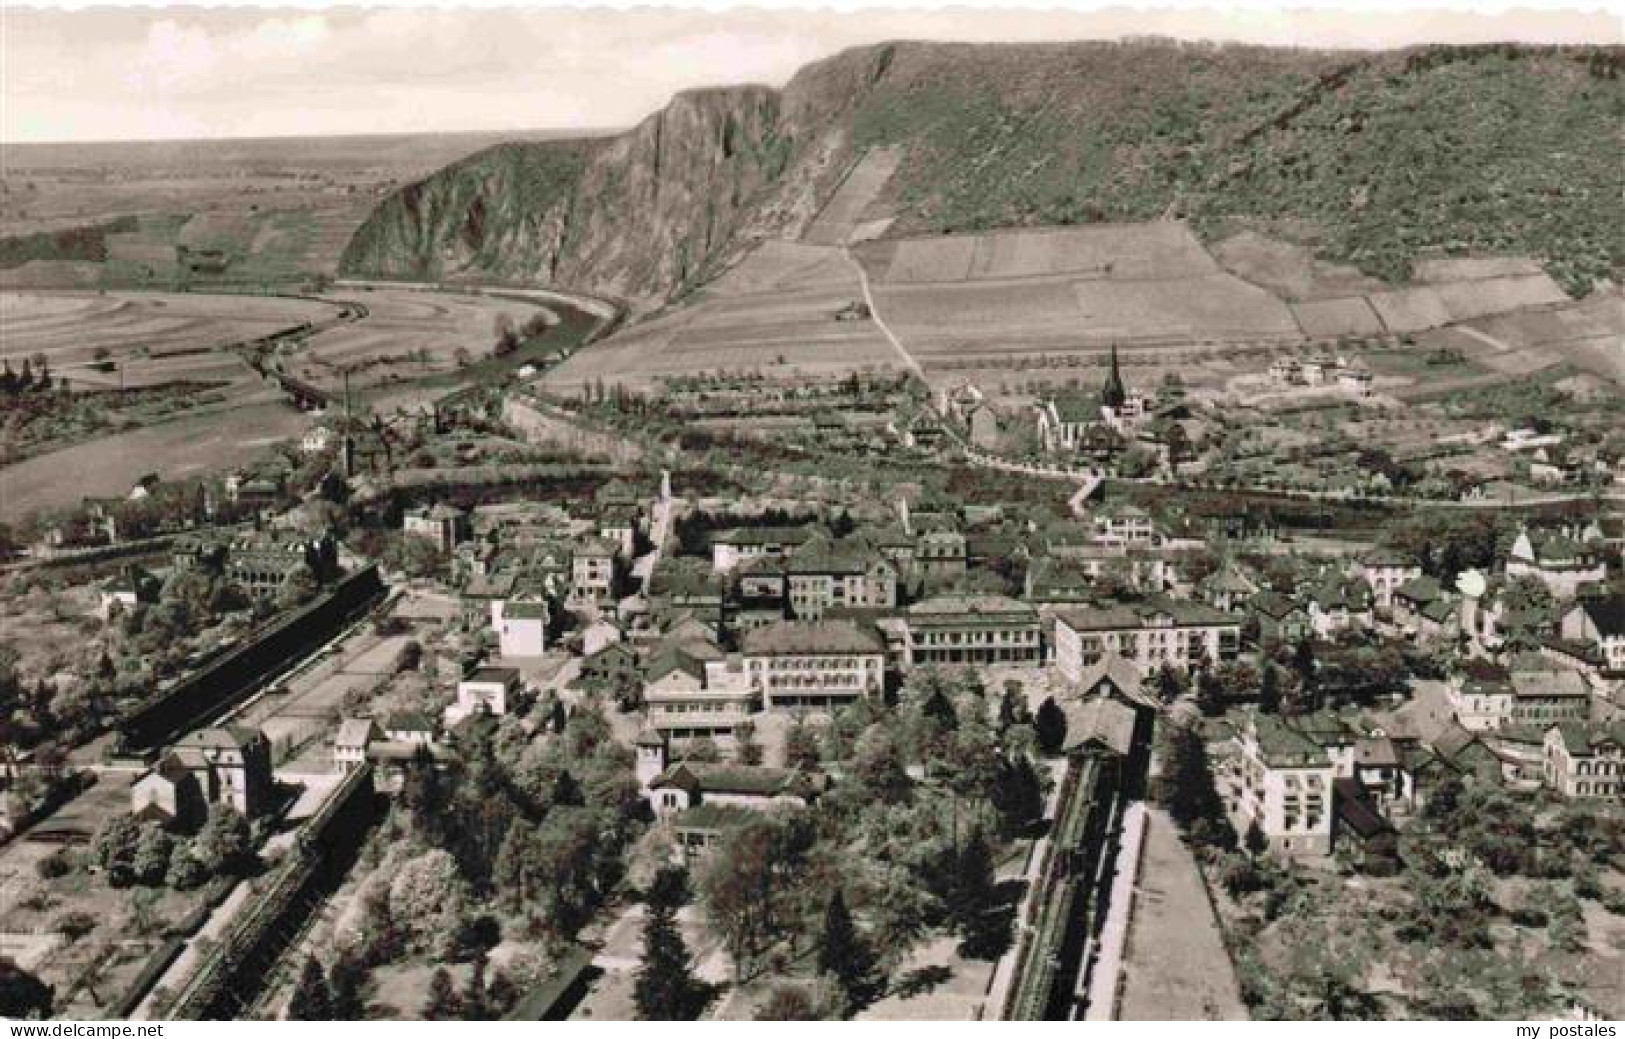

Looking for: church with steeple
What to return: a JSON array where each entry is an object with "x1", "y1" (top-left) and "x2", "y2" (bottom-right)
[
  {"x1": 1035, "y1": 343, "x2": 1149, "y2": 452},
  {"x1": 1097, "y1": 343, "x2": 1147, "y2": 434}
]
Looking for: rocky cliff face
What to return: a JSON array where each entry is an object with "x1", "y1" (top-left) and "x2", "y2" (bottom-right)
[
  {"x1": 341, "y1": 41, "x2": 1623, "y2": 305},
  {"x1": 339, "y1": 46, "x2": 892, "y2": 308}
]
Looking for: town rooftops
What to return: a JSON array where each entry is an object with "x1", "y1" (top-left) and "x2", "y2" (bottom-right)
[
  {"x1": 1548, "y1": 721, "x2": 1625, "y2": 755},
  {"x1": 465, "y1": 666, "x2": 521, "y2": 685},
  {"x1": 1568, "y1": 596, "x2": 1625, "y2": 638},
  {"x1": 1332, "y1": 778, "x2": 1394, "y2": 840},
  {"x1": 385, "y1": 711, "x2": 436, "y2": 734},
  {"x1": 672, "y1": 802, "x2": 762, "y2": 833},
  {"x1": 503, "y1": 599, "x2": 551, "y2": 621},
  {"x1": 741, "y1": 620, "x2": 885, "y2": 657},
  {"x1": 1508, "y1": 667, "x2": 1590, "y2": 701},
  {"x1": 1056, "y1": 597, "x2": 1237, "y2": 632},
  {"x1": 414, "y1": 503, "x2": 467, "y2": 521},
  {"x1": 1354, "y1": 736, "x2": 1400, "y2": 769},
  {"x1": 712, "y1": 525, "x2": 820, "y2": 548},
  {"x1": 1201, "y1": 564, "x2": 1260, "y2": 595},
  {"x1": 1048, "y1": 394, "x2": 1100, "y2": 424},
  {"x1": 907, "y1": 595, "x2": 1038, "y2": 624},
  {"x1": 1061, "y1": 696, "x2": 1138, "y2": 757},
  {"x1": 1394, "y1": 575, "x2": 1445, "y2": 603},
  {"x1": 1358, "y1": 547, "x2": 1416, "y2": 569},
  {"x1": 1251, "y1": 590, "x2": 1305, "y2": 620},
  {"x1": 335, "y1": 718, "x2": 380, "y2": 749},
  {"x1": 653, "y1": 762, "x2": 826, "y2": 801},
  {"x1": 1249, "y1": 716, "x2": 1331, "y2": 768},
  {"x1": 573, "y1": 536, "x2": 620, "y2": 557}
]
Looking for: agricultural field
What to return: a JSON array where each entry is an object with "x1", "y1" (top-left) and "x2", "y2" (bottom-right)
[
  {"x1": 855, "y1": 223, "x2": 1301, "y2": 376},
  {"x1": 1, "y1": 291, "x2": 336, "y2": 389},
  {"x1": 0, "y1": 397, "x2": 308, "y2": 523},
  {"x1": 279, "y1": 287, "x2": 557, "y2": 398},
  {"x1": 539, "y1": 241, "x2": 900, "y2": 393}
]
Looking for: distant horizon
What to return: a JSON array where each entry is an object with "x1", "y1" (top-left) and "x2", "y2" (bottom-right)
[
  {"x1": 4, "y1": 126, "x2": 627, "y2": 150},
  {"x1": 8, "y1": 8, "x2": 1622, "y2": 144}
]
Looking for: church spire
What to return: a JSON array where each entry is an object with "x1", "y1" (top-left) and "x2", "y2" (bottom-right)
[{"x1": 1101, "y1": 342, "x2": 1127, "y2": 410}]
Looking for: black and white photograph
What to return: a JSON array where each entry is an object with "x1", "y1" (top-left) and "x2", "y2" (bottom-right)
[{"x1": 0, "y1": 0, "x2": 1621, "y2": 1027}]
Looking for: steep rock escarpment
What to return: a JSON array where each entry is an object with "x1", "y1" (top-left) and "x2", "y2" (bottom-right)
[{"x1": 341, "y1": 41, "x2": 1624, "y2": 305}]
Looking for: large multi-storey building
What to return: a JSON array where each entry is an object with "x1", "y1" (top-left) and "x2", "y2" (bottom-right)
[
  {"x1": 710, "y1": 525, "x2": 819, "y2": 573},
  {"x1": 1053, "y1": 599, "x2": 1240, "y2": 679},
  {"x1": 642, "y1": 638, "x2": 757, "y2": 742},
  {"x1": 1542, "y1": 723, "x2": 1624, "y2": 800},
  {"x1": 784, "y1": 542, "x2": 898, "y2": 620},
  {"x1": 902, "y1": 596, "x2": 1042, "y2": 667},
  {"x1": 571, "y1": 537, "x2": 622, "y2": 607},
  {"x1": 1232, "y1": 715, "x2": 1336, "y2": 857},
  {"x1": 741, "y1": 620, "x2": 886, "y2": 710}
]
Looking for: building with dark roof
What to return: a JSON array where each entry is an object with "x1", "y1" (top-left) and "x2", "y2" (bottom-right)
[
  {"x1": 1231, "y1": 715, "x2": 1335, "y2": 857},
  {"x1": 1054, "y1": 598, "x2": 1240, "y2": 679},
  {"x1": 903, "y1": 595, "x2": 1041, "y2": 667},
  {"x1": 741, "y1": 620, "x2": 886, "y2": 710},
  {"x1": 1559, "y1": 595, "x2": 1625, "y2": 673}
]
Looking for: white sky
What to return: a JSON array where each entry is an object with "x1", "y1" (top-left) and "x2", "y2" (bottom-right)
[{"x1": 4, "y1": 4, "x2": 1620, "y2": 142}]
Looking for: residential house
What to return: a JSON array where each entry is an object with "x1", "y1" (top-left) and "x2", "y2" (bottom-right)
[
  {"x1": 1507, "y1": 655, "x2": 1591, "y2": 728},
  {"x1": 1355, "y1": 548, "x2": 1422, "y2": 613},
  {"x1": 1090, "y1": 503, "x2": 1158, "y2": 548},
  {"x1": 710, "y1": 525, "x2": 818, "y2": 574},
  {"x1": 1306, "y1": 578, "x2": 1375, "y2": 638},
  {"x1": 403, "y1": 503, "x2": 471, "y2": 554},
  {"x1": 130, "y1": 754, "x2": 208, "y2": 829},
  {"x1": 914, "y1": 523, "x2": 968, "y2": 581},
  {"x1": 1559, "y1": 596, "x2": 1625, "y2": 674},
  {"x1": 384, "y1": 712, "x2": 436, "y2": 747},
  {"x1": 1332, "y1": 779, "x2": 1400, "y2": 873},
  {"x1": 580, "y1": 640, "x2": 639, "y2": 694},
  {"x1": 494, "y1": 596, "x2": 549, "y2": 658},
  {"x1": 450, "y1": 666, "x2": 521, "y2": 722},
  {"x1": 784, "y1": 540, "x2": 897, "y2": 620},
  {"x1": 333, "y1": 718, "x2": 381, "y2": 773},
  {"x1": 1447, "y1": 659, "x2": 1515, "y2": 731},
  {"x1": 170, "y1": 725, "x2": 273, "y2": 818},
  {"x1": 571, "y1": 537, "x2": 623, "y2": 607},
  {"x1": 1391, "y1": 576, "x2": 1459, "y2": 642},
  {"x1": 1199, "y1": 562, "x2": 1261, "y2": 613},
  {"x1": 1253, "y1": 591, "x2": 1312, "y2": 645},
  {"x1": 98, "y1": 564, "x2": 160, "y2": 620}
]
